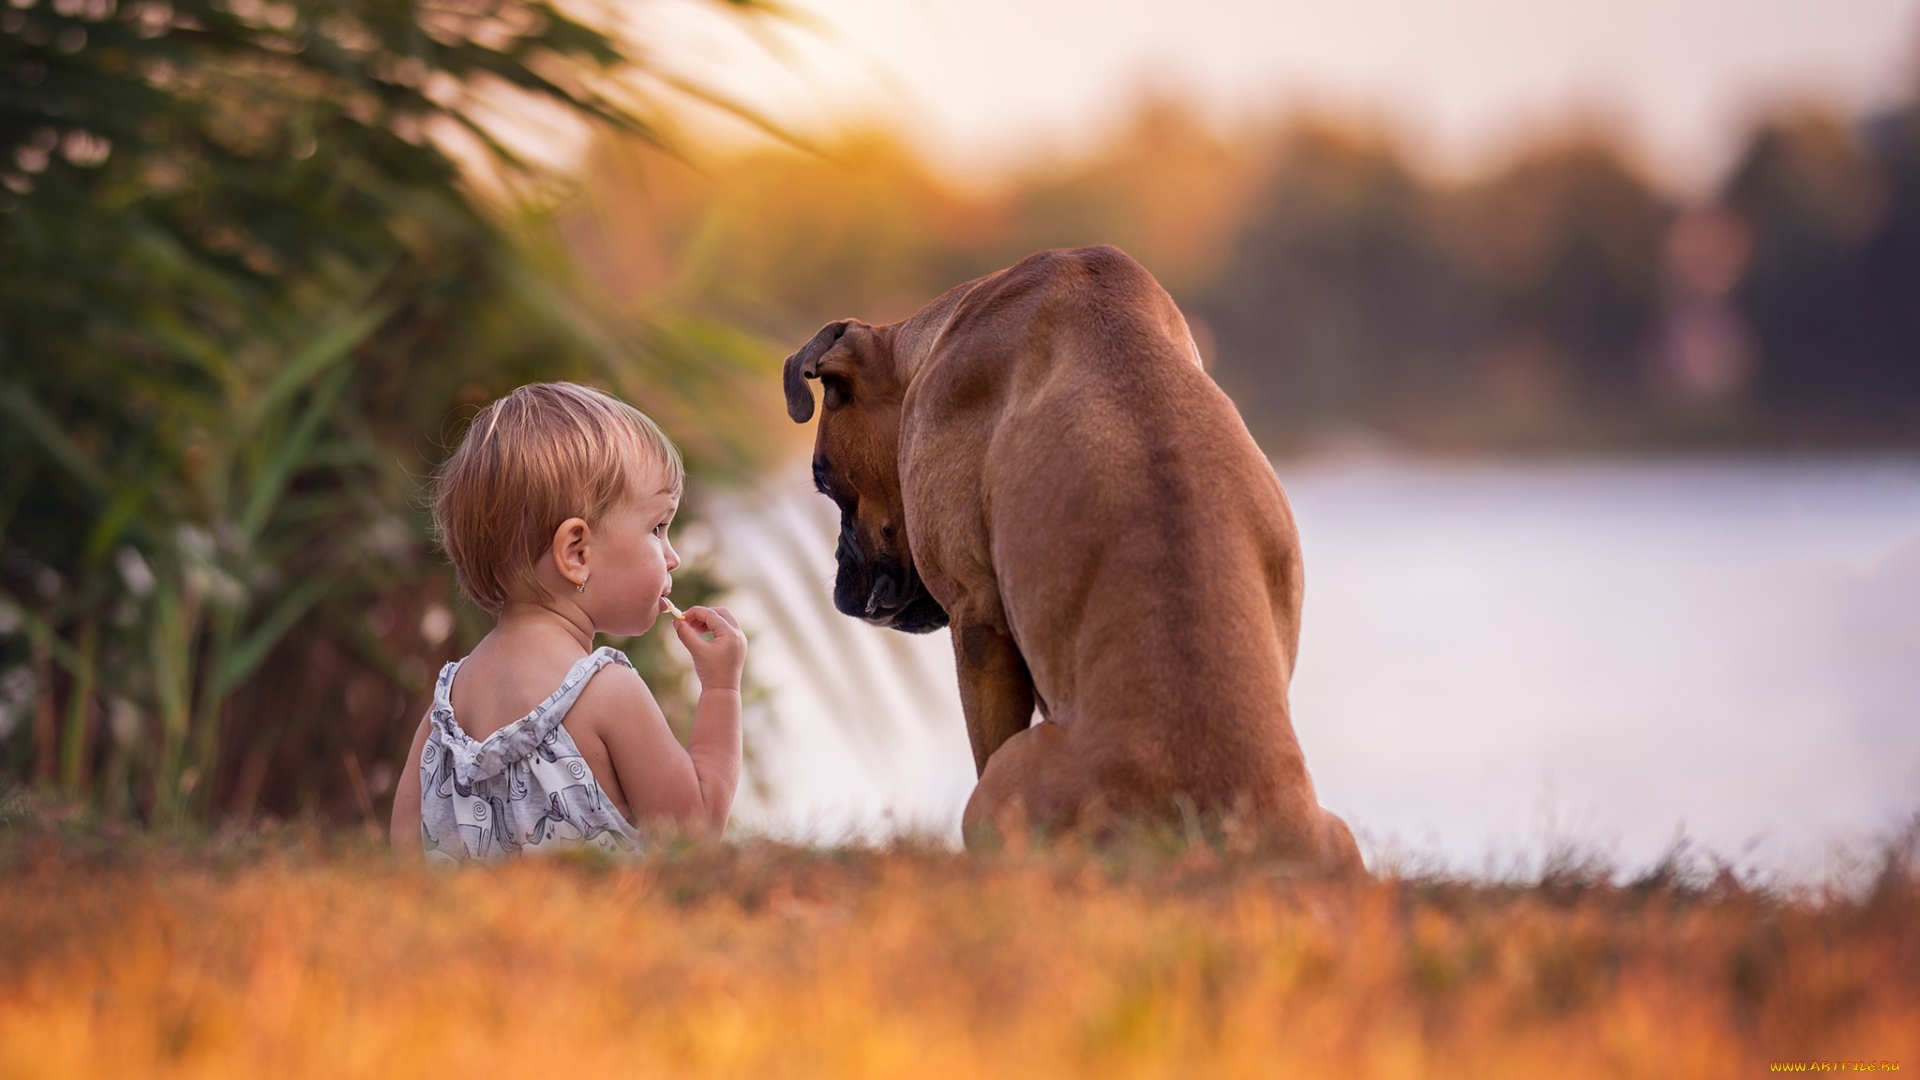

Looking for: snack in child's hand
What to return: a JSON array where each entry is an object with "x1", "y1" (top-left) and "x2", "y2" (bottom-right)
[{"x1": 662, "y1": 596, "x2": 689, "y2": 622}]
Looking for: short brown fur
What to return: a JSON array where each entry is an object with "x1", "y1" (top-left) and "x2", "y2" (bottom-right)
[{"x1": 785, "y1": 246, "x2": 1360, "y2": 872}]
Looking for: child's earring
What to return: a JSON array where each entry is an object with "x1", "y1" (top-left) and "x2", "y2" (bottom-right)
[{"x1": 576, "y1": 579, "x2": 587, "y2": 593}]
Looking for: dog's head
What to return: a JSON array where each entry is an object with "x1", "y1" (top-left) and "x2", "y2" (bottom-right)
[{"x1": 784, "y1": 319, "x2": 950, "y2": 633}]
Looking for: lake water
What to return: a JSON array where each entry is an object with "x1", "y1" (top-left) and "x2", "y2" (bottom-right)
[{"x1": 703, "y1": 455, "x2": 1920, "y2": 880}]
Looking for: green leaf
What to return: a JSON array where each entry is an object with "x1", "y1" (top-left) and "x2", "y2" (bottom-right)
[
  {"x1": 210, "y1": 573, "x2": 337, "y2": 700},
  {"x1": 0, "y1": 590, "x2": 94, "y2": 679},
  {"x1": 82, "y1": 473, "x2": 162, "y2": 565},
  {"x1": 237, "y1": 365, "x2": 352, "y2": 542},
  {"x1": 241, "y1": 300, "x2": 394, "y2": 440},
  {"x1": 0, "y1": 381, "x2": 112, "y2": 500}
]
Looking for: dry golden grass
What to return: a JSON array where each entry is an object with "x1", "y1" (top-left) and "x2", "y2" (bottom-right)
[{"x1": 0, "y1": 818, "x2": 1913, "y2": 1079}]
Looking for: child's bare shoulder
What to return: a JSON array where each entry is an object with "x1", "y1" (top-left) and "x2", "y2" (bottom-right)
[{"x1": 568, "y1": 656, "x2": 663, "y2": 734}]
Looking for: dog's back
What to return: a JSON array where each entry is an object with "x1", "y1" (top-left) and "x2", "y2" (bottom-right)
[{"x1": 910, "y1": 247, "x2": 1331, "y2": 839}]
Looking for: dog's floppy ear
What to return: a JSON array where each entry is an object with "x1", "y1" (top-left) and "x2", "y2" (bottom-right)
[{"x1": 784, "y1": 320, "x2": 851, "y2": 424}]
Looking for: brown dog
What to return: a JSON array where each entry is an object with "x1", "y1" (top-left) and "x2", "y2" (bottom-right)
[{"x1": 783, "y1": 246, "x2": 1359, "y2": 871}]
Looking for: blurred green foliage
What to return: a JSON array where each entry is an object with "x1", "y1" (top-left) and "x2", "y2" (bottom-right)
[
  {"x1": 0, "y1": 0, "x2": 780, "y2": 823},
  {"x1": 1198, "y1": 104, "x2": 1920, "y2": 448},
  {"x1": 1201, "y1": 127, "x2": 1673, "y2": 446},
  {"x1": 1724, "y1": 109, "x2": 1920, "y2": 418}
]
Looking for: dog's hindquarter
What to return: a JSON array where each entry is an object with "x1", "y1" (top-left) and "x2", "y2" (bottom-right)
[{"x1": 992, "y1": 364, "x2": 1321, "y2": 823}]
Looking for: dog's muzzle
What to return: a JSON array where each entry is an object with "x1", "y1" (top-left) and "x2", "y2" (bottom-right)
[{"x1": 833, "y1": 519, "x2": 949, "y2": 634}]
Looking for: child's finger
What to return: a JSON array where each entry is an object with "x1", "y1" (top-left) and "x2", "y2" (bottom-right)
[
  {"x1": 672, "y1": 611, "x2": 710, "y2": 641},
  {"x1": 685, "y1": 606, "x2": 738, "y2": 636},
  {"x1": 673, "y1": 609, "x2": 726, "y2": 644}
]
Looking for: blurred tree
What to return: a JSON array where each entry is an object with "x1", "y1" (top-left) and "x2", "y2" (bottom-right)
[
  {"x1": 1196, "y1": 124, "x2": 1477, "y2": 440},
  {"x1": 1723, "y1": 109, "x2": 1920, "y2": 430},
  {"x1": 570, "y1": 102, "x2": 1268, "y2": 346},
  {"x1": 1198, "y1": 127, "x2": 1668, "y2": 444},
  {"x1": 681, "y1": 133, "x2": 1009, "y2": 330},
  {"x1": 0, "y1": 0, "x2": 778, "y2": 823},
  {"x1": 1002, "y1": 100, "x2": 1268, "y2": 297},
  {"x1": 565, "y1": 80, "x2": 1920, "y2": 468},
  {"x1": 1447, "y1": 138, "x2": 1668, "y2": 415}
]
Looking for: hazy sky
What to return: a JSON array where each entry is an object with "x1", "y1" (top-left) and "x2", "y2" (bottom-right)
[{"x1": 643, "y1": 0, "x2": 1920, "y2": 193}]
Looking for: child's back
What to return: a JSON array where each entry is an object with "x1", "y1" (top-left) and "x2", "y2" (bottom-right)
[
  {"x1": 391, "y1": 382, "x2": 746, "y2": 862},
  {"x1": 420, "y1": 647, "x2": 638, "y2": 862}
]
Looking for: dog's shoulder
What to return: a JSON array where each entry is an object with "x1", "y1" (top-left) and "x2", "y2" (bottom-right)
[
  {"x1": 936, "y1": 247, "x2": 1180, "y2": 356},
  {"x1": 964, "y1": 245, "x2": 1162, "y2": 310}
]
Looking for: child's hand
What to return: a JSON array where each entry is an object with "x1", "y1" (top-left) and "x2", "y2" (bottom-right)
[{"x1": 672, "y1": 606, "x2": 746, "y2": 691}]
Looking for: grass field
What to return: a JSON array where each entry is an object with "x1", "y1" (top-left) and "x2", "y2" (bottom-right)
[{"x1": 1, "y1": 810, "x2": 1913, "y2": 1079}]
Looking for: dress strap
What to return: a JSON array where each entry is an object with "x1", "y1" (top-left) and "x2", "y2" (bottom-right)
[{"x1": 430, "y1": 647, "x2": 634, "y2": 786}]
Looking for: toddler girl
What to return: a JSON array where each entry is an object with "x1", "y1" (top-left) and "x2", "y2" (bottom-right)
[{"x1": 389, "y1": 382, "x2": 746, "y2": 861}]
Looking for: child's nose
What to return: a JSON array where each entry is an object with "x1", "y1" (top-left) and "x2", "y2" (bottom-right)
[{"x1": 664, "y1": 538, "x2": 681, "y2": 571}]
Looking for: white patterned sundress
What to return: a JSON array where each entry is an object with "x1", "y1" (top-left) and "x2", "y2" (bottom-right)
[{"x1": 418, "y1": 646, "x2": 641, "y2": 863}]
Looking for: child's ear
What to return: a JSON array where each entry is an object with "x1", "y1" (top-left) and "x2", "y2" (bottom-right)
[{"x1": 551, "y1": 516, "x2": 591, "y2": 586}]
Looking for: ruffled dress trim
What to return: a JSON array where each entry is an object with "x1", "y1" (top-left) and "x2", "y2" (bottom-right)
[{"x1": 429, "y1": 647, "x2": 635, "y2": 788}]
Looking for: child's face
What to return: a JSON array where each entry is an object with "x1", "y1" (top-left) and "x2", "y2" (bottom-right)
[{"x1": 582, "y1": 457, "x2": 682, "y2": 637}]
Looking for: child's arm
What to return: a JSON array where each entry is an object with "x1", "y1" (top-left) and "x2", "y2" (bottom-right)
[
  {"x1": 680, "y1": 607, "x2": 745, "y2": 833},
  {"x1": 590, "y1": 605, "x2": 747, "y2": 836},
  {"x1": 388, "y1": 714, "x2": 430, "y2": 852}
]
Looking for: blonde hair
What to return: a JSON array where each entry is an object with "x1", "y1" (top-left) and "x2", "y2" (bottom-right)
[{"x1": 433, "y1": 382, "x2": 683, "y2": 615}]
